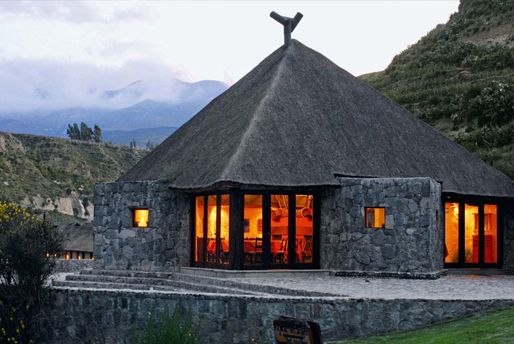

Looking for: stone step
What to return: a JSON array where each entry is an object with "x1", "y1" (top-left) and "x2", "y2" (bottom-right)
[
  {"x1": 79, "y1": 269, "x2": 174, "y2": 279},
  {"x1": 77, "y1": 269, "x2": 337, "y2": 297},
  {"x1": 65, "y1": 273, "x2": 264, "y2": 296},
  {"x1": 52, "y1": 280, "x2": 189, "y2": 293},
  {"x1": 171, "y1": 272, "x2": 338, "y2": 297}
]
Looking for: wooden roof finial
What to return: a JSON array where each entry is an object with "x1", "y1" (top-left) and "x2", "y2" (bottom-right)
[{"x1": 270, "y1": 11, "x2": 303, "y2": 47}]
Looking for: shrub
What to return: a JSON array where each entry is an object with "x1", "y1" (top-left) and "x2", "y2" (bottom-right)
[
  {"x1": 132, "y1": 306, "x2": 198, "y2": 344},
  {"x1": 0, "y1": 202, "x2": 63, "y2": 343}
]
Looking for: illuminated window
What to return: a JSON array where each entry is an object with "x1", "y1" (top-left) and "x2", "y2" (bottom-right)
[
  {"x1": 244, "y1": 195, "x2": 263, "y2": 266},
  {"x1": 365, "y1": 208, "x2": 385, "y2": 229},
  {"x1": 133, "y1": 208, "x2": 149, "y2": 228},
  {"x1": 444, "y1": 202, "x2": 459, "y2": 263},
  {"x1": 484, "y1": 204, "x2": 498, "y2": 264}
]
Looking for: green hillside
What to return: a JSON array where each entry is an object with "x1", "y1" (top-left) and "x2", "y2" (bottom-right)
[
  {"x1": 361, "y1": 0, "x2": 514, "y2": 178},
  {"x1": 0, "y1": 132, "x2": 146, "y2": 220}
]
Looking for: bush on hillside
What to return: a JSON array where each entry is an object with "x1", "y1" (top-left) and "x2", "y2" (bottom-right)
[{"x1": 0, "y1": 202, "x2": 63, "y2": 343}]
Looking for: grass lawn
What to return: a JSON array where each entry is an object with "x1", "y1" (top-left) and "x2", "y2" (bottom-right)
[{"x1": 332, "y1": 307, "x2": 514, "y2": 344}]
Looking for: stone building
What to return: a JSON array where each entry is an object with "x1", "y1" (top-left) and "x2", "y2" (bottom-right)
[{"x1": 93, "y1": 31, "x2": 514, "y2": 276}]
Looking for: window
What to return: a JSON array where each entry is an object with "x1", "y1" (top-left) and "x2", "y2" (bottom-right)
[
  {"x1": 444, "y1": 201, "x2": 499, "y2": 266},
  {"x1": 192, "y1": 191, "x2": 318, "y2": 269},
  {"x1": 295, "y1": 194, "x2": 313, "y2": 264},
  {"x1": 219, "y1": 194, "x2": 230, "y2": 265},
  {"x1": 271, "y1": 194, "x2": 288, "y2": 264},
  {"x1": 206, "y1": 195, "x2": 217, "y2": 263},
  {"x1": 194, "y1": 194, "x2": 230, "y2": 266},
  {"x1": 484, "y1": 204, "x2": 498, "y2": 264},
  {"x1": 244, "y1": 195, "x2": 263, "y2": 266},
  {"x1": 133, "y1": 208, "x2": 149, "y2": 228},
  {"x1": 194, "y1": 197, "x2": 204, "y2": 264},
  {"x1": 444, "y1": 202, "x2": 459, "y2": 263},
  {"x1": 365, "y1": 208, "x2": 385, "y2": 229}
]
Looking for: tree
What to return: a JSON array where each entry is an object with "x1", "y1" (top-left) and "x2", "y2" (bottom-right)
[
  {"x1": 93, "y1": 124, "x2": 102, "y2": 143},
  {"x1": 66, "y1": 123, "x2": 81, "y2": 140},
  {"x1": 80, "y1": 122, "x2": 93, "y2": 141},
  {"x1": 66, "y1": 122, "x2": 103, "y2": 143},
  {"x1": 129, "y1": 139, "x2": 137, "y2": 149},
  {"x1": 146, "y1": 140, "x2": 156, "y2": 151},
  {"x1": 0, "y1": 202, "x2": 63, "y2": 343}
]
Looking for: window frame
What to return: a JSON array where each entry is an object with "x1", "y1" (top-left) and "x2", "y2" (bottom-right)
[
  {"x1": 132, "y1": 208, "x2": 150, "y2": 228},
  {"x1": 364, "y1": 207, "x2": 386, "y2": 229},
  {"x1": 191, "y1": 189, "x2": 320, "y2": 270}
]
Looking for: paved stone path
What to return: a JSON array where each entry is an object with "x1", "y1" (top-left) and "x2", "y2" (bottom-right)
[{"x1": 228, "y1": 274, "x2": 514, "y2": 300}]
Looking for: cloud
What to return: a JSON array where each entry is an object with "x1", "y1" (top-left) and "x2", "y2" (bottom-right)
[
  {"x1": 0, "y1": 1, "x2": 148, "y2": 23},
  {"x1": 0, "y1": 58, "x2": 190, "y2": 112}
]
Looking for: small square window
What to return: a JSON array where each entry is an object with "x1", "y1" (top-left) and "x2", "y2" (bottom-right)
[
  {"x1": 365, "y1": 208, "x2": 385, "y2": 229},
  {"x1": 133, "y1": 209, "x2": 149, "y2": 228}
]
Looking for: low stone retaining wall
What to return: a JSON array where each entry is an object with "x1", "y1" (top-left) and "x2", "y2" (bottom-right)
[
  {"x1": 40, "y1": 288, "x2": 514, "y2": 344},
  {"x1": 53, "y1": 259, "x2": 94, "y2": 273}
]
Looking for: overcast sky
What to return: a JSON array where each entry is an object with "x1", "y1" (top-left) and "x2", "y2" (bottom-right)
[{"x1": 0, "y1": 0, "x2": 460, "y2": 111}]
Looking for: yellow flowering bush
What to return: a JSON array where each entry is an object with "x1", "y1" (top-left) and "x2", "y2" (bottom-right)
[{"x1": 0, "y1": 201, "x2": 62, "y2": 343}]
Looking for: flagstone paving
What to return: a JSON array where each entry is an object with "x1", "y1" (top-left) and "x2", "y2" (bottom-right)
[{"x1": 227, "y1": 274, "x2": 514, "y2": 300}]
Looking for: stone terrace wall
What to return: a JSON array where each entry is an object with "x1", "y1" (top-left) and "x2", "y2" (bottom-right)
[
  {"x1": 39, "y1": 289, "x2": 514, "y2": 343},
  {"x1": 54, "y1": 259, "x2": 94, "y2": 273},
  {"x1": 321, "y1": 177, "x2": 443, "y2": 274},
  {"x1": 93, "y1": 181, "x2": 190, "y2": 271}
]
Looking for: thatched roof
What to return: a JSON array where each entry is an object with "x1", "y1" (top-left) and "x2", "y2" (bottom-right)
[{"x1": 120, "y1": 40, "x2": 514, "y2": 198}]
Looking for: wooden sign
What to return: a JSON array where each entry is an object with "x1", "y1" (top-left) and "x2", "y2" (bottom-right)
[{"x1": 273, "y1": 316, "x2": 322, "y2": 344}]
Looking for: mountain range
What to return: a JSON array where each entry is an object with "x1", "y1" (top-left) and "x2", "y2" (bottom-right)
[{"x1": 0, "y1": 79, "x2": 228, "y2": 146}]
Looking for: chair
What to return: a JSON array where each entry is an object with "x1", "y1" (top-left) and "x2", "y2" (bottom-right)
[
  {"x1": 273, "y1": 238, "x2": 288, "y2": 264},
  {"x1": 253, "y1": 237, "x2": 263, "y2": 264},
  {"x1": 206, "y1": 239, "x2": 216, "y2": 263},
  {"x1": 244, "y1": 240, "x2": 256, "y2": 264}
]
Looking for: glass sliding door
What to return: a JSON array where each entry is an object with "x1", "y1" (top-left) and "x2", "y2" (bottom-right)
[
  {"x1": 194, "y1": 196, "x2": 205, "y2": 264},
  {"x1": 295, "y1": 194, "x2": 313, "y2": 265},
  {"x1": 219, "y1": 194, "x2": 230, "y2": 265},
  {"x1": 270, "y1": 194, "x2": 289, "y2": 265},
  {"x1": 444, "y1": 202, "x2": 459, "y2": 264},
  {"x1": 464, "y1": 204, "x2": 479, "y2": 264},
  {"x1": 484, "y1": 205, "x2": 498, "y2": 264},
  {"x1": 245, "y1": 192, "x2": 316, "y2": 269},
  {"x1": 444, "y1": 200, "x2": 500, "y2": 268},
  {"x1": 193, "y1": 193, "x2": 230, "y2": 267},
  {"x1": 244, "y1": 195, "x2": 263, "y2": 267},
  {"x1": 193, "y1": 191, "x2": 319, "y2": 269},
  {"x1": 206, "y1": 195, "x2": 218, "y2": 264}
]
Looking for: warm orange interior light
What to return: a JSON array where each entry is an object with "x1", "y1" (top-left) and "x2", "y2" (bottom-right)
[
  {"x1": 365, "y1": 208, "x2": 385, "y2": 229},
  {"x1": 444, "y1": 202, "x2": 459, "y2": 263},
  {"x1": 133, "y1": 209, "x2": 149, "y2": 228}
]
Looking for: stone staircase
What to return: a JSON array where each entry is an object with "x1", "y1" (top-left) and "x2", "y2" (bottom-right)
[{"x1": 52, "y1": 269, "x2": 337, "y2": 297}]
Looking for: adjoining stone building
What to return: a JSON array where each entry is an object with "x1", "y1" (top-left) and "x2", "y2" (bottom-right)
[{"x1": 93, "y1": 33, "x2": 514, "y2": 276}]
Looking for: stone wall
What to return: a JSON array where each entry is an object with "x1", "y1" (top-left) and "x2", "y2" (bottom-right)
[
  {"x1": 503, "y1": 200, "x2": 514, "y2": 272},
  {"x1": 39, "y1": 288, "x2": 514, "y2": 344},
  {"x1": 93, "y1": 181, "x2": 190, "y2": 271},
  {"x1": 321, "y1": 177, "x2": 443, "y2": 274},
  {"x1": 54, "y1": 259, "x2": 94, "y2": 273}
]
